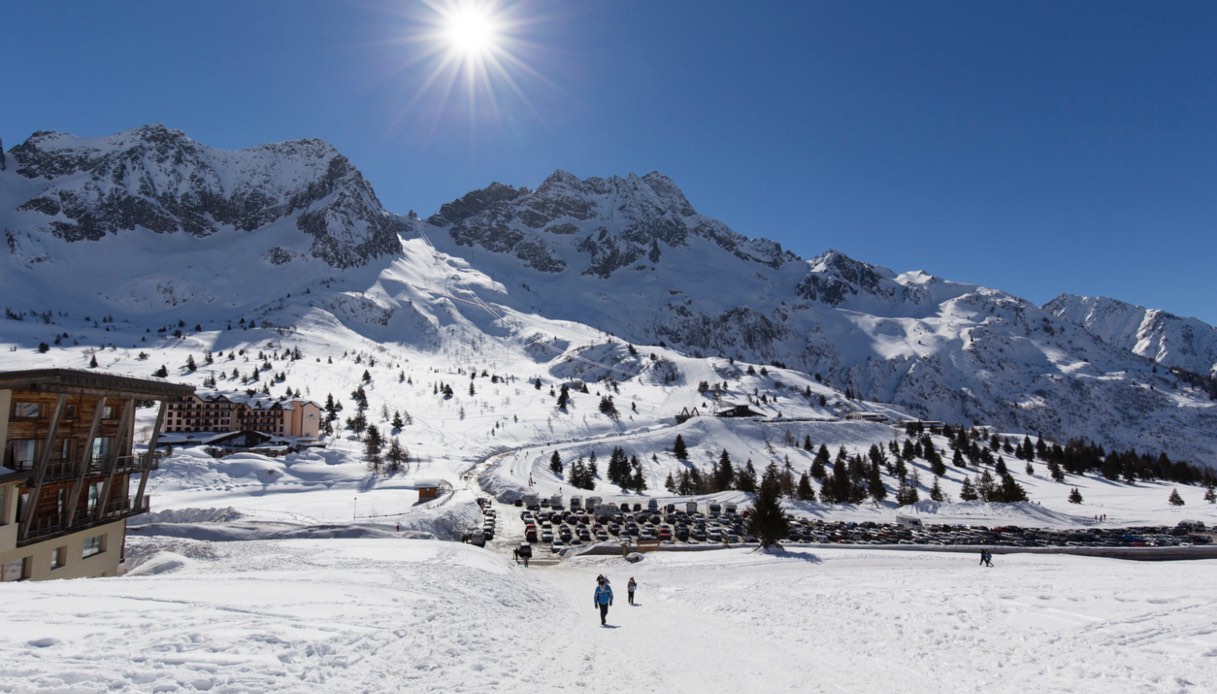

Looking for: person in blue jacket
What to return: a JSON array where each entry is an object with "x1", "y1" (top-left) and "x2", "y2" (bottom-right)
[{"x1": 594, "y1": 576, "x2": 614, "y2": 625}]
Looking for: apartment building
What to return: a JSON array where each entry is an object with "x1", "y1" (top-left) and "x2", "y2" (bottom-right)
[
  {"x1": 165, "y1": 391, "x2": 321, "y2": 439},
  {"x1": 1, "y1": 369, "x2": 193, "y2": 581}
]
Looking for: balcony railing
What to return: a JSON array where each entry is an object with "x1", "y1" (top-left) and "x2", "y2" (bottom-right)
[{"x1": 19, "y1": 496, "x2": 152, "y2": 544}]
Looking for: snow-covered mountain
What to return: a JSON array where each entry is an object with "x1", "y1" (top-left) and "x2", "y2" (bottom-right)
[
  {"x1": 417, "y1": 170, "x2": 1217, "y2": 464},
  {"x1": 3, "y1": 124, "x2": 403, "y2": 268},
  {"x1": 2, "y1": 126, "x2": 1215, "y2": 466},
  {"x1": 1046, "y1": 294, "x2": 1217, "y2": 377}
]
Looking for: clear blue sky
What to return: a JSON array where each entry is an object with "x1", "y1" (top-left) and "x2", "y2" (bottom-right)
[{"x1": 6, "y1": 0, "x2": 1216, "y2": 324}]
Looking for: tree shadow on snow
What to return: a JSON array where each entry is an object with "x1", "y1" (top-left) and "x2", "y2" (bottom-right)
[{"x1": 758, "y1": 546, "x2": 822, "y2": 564}]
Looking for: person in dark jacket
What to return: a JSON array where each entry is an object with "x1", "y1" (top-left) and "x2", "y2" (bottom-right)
[
  {"x1": 627, "y1": 577, "x2": 637, "y2": 605},
  {"x1": 594, "y1": 576, "x2": 614, "y2": 625}
]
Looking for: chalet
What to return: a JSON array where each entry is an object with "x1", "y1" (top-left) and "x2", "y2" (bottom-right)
[
  {"x1": 165, "y1": 390, "x2": 321, "y2": 439},
  {"x1": 1, "y1": 369, "x2": 193, "y2": 581},
  {"x1": 715, "y1": 404, "x2": 763, "y2": 418}
]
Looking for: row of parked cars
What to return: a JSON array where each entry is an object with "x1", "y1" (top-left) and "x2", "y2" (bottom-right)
[
  {"x1": 783, "y1": 518, "x2": 1213, "y2": 548},
  {"x1": 519, "y1": 504, "x2": 757, "y2": 553}
]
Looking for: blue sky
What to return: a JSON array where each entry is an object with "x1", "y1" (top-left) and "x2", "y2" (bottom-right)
[{"x1": 6, "y1": 0, "x2": 1216, "y2": 324}]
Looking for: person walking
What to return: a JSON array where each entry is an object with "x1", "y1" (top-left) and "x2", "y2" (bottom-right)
[
  {"x1": 983, "y1": 549, "x2": 994, "y2": 567},
  {"x1": 979, "y1": 549, "x2": 987, "y2": 566},
  {"x1": 594, "y1": 576, "x2": 614, "y2": 625},
  {"x1": 627, "y1": 577, "x2": 637, "y2": 605}
]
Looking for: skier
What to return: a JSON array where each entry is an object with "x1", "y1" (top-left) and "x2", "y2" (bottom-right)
[
  {"x1": 519, "y1": 543, "x2": 532, "y2": 567},
  {"x1": 979, "y1": 549, "x2": 986, "y2": 566},
  {"x1": 627, "y1": 577, "x2": 637, "y2": 605},
  {"x1": 594, "y1": 576, "x2": 614, "y2": 625},
  {"x1": 983, "y1": 549, "x2": 994, "y2": 567}
]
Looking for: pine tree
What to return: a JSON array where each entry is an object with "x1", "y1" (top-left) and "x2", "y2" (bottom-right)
[
  {"x1": 630, "y1": 456, "x2": 647, "y2": 492},
  {"x1": 386, "y1": 437, "x2": 408, "y2": 474},
  {"x1": 929, "y1": 477, "x2": 945, "y2": 502},
  {"x1": 736, "y1": 460, "x2": 758, "y2": 493},
  {"x1": 673, "y1": 434, "x2": 688, "y2": 460},
  {"x1": 665, "y1": 472, "x2": 676, "y2": 493},
  {"x1": 868, "y1": 463, "x2": 887, "y2": 504},
  {"x1": 748, "y1": 463, "x2": 789, "y2": 549},
  {"x1": 1048, "y1": 458, "x2": 1065, "y2": 482},
  {"x1": 154, "y1": 364, "x2": 169, "y2": 378},
  {"x1": 959, "y1": 477, "x2": 979, "y2": 502},
  {"x1": 557, "y1": 383, "x2": 571, "y2": 409},
  {"x1": 1205, "y1": 484, "x2": 1216, "y2": 504},
  {"x1": 1168, "y1": 488, "x2": 1185, "y2": 506},
  {"x1": 715, "y1": 450, "x2": 734, "y2": 492},
  {"x1": 977, "y1": 470, "x2": 997, "y2": 502},
  {"x1": 1068, "y1": 487, "x2": 1083, "y2": 504},
  {"x1": 895, "y1": 477, "x2": 920, "y2": 506},
  {"x1": 550, "y1": 451, "x2": 563, "y2": 477},
  {"x1": 391, "y1": 412, "x2": 405, "y2": 430},
  {"x1": 796, "y1": 471, "x2": 816, "y2": 501},
  {"x1": 364, "y1": 425, "x2": 384, "y2": 472},
  {"x1": 89, "y1": 353, "x2": 98, "y2": 368}
]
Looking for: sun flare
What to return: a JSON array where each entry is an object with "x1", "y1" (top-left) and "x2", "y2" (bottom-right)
[{"x1": 445, "y1": 6, "x2": 499, "y2": 58}]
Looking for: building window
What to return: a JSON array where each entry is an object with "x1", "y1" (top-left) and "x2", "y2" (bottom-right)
[
  {"x1": 64, "y1": 403, "x2": 77, "y2": 419},
  {"x1": 87, "y1": 482, "x2": 103, "y2": 514},
  {"x1": 82, "y1": 535, "x2": 104, "y2": 558},
  {"x1": 91, "y1": 437, "x2": 112, "y2": 463},
  {"x1": 58, "y1": 438, "x2": 74, "y2": 463},
  {"x1": 51, "y1": 546, "x2": 66, "y2": 570},
  {"x1": 7, "y1": 440, "x2": 37, "y2": 470},
  {"x1": 1, "y1": 557, "x2": 29, "y2": 581},
  {"x1": 101, "y1": 405, "x2": 115, "y2": 419},
  {"x1": 13, "y1": 401, "x2": 40, "y2": 418}
]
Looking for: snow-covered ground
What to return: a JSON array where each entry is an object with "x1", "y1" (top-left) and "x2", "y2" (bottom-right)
[{"x1": 2, "y1": 537, "x2": 1214, "y2": 693}]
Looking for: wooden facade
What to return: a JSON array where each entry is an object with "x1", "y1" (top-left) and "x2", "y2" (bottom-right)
[{"x1": 0, "y1": 369, "x2": 193, "y2": 581}]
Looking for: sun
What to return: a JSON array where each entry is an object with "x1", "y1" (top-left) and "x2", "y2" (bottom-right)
[
  {"x1": 396, "y1": 0, "x2": 555, "y2": 129},
  {"x1": 444, "y1": 5, "x2": 500, "y2": 59}
]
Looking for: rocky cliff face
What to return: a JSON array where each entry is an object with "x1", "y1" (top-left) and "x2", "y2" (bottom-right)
[
  {"x1": 5, "y1": 125, "x2": 403, "y2": 267},
  {"x1": 429, "y1": 169, "x2": 794, "y2": 276}
]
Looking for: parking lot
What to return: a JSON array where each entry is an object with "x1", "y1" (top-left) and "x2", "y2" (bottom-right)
[{"x1": 463, "y1": 492, "x2": 1215, "y2": 561}]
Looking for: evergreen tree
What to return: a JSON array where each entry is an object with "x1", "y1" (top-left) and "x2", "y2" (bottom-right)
[
  {"x1": 557, "y1": 383, "x2": 571, "y2": 409},
  {"x1": 1068, "y1": 487, "x2": 1083, "y2": 504},
  {"x1": 347, "y1": 412, "x2": 367, "y2": 434},
  {"x1": 952, "y1": 447, "x2": 966, "y2": 468},
  {"x1": 1048, "y1": 458, "x2": 1065, "y2": 482},
  {"x1": 89, "y1": 353, "x2": 98, "y2": 368},
  {"x1": 1168, "y1": 488, "x2": 1185, "y2": 506},
  {"x1": 895, "y1": 477, "x2": 920, "y2": 506},
  {"x1": 796, "y1": 471, "x2": 816, "y2": 501},
  {"x1": 715, "y1": 450, "x2": 735, "y2": 492},
  {"x1": 364, "y1": 425, "x2": 384, "y2": 471},
  {"x1": 929, "y1": 477, "x2": 946, "y2": 502},
  {"x1": 630, "y1": 456, "x2": 647, "y2": 492},
  {"x1": 154, "y1": 364, "x2": 169, "y2": 378},
  {"x1": 1205, "y1": 483, "x2": 1216, "y2": 504},
  {"x1": 997, "y1": 472, "x2": 1028, "y2": 502},
  {"x1": 959, "y1": 477, "x2": 979, "y2": 502},
  {"x1": 673, "y1": 434, "x2": 689, "y2": 460},
  {"x1": 977, "y1": 470, "x2": 997, "y2": 502},
  {"x1": 748, "y1": 463, "x2": 789, "y2": 549},
  {"x1": 550, "y1": 450, "x2": 563, "y2": 477},
  {"x1": 868, "y1": 463, "x2": 887, "y2": 504},
  {"x1": 664, "y1": 472, "x2": 676, "y2": 493},
  {"x1": 391, "y1": 412, "x2": 405, "y2": 430},
  {"x1": 736, "y1": 460, "x2": 758, "y2": 493}
]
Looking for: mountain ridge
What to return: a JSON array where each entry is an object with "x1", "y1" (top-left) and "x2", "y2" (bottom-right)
[{"x1": 2, "y1": 125, "x2": 1215, "y2": 465}]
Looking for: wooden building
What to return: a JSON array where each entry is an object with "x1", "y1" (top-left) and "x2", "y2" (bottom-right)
[{"x1": 0, "y1": 369, "x2": 193, "y2": 581}]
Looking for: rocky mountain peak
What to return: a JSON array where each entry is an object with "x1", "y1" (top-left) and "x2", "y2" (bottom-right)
[{"x1": 4, "y1": 125, "x2": 402, "y2": 268}]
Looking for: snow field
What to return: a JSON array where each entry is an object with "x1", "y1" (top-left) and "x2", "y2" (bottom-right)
[{"x1": 3, "y1": 539, "x2": 1215, "y2": 693}]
